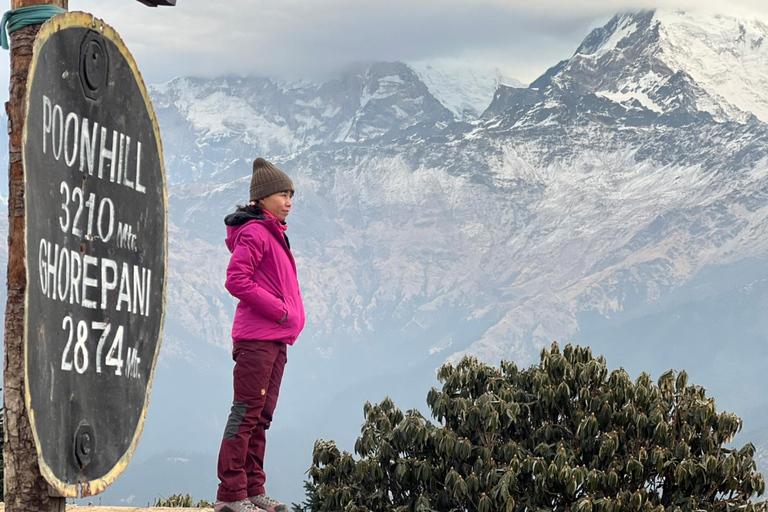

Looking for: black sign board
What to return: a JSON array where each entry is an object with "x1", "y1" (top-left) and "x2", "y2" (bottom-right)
[{"x1": 23, "y1": 13, "x2": 167, "y2": 497}]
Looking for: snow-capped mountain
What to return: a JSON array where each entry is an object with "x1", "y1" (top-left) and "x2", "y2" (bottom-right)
[
  {"x1": 457, "y1": 9, "x2": 768, "y2": 362},
  {"x1": 25, "y1": 8, "x2": 766, "y2": 505},
  {"x1": 408, "y1": 58, "x2": 524, "y2": 121},
  {"x1": 151, "y1": 62, "x2": 453, "y2": 184},
  {"x1": 529, "y1": 10, "x2": 768, "y2": 123}
]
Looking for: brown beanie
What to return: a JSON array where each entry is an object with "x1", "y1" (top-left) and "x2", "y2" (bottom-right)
[{"x1": 249, "y1": 158, "x2": 294, "y2": 202}]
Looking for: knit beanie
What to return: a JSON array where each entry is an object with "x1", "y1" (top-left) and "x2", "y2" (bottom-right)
[{"x1": 249, "y1": 158, "x2": 294, "y2": 202}]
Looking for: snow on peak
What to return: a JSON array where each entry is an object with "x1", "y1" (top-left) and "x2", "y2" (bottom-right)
[
  {"x1": 407, "y1": 58, "x2": 524, "y2": 122},
  {"x1": 582, "y1": 14, "x2": 643, "y2": 58},
  {"x1": 653, "y1": 10, "x2": 768, "y2": 123},
  {"x1": 570, "y1": 10, "x2": 768, "y2": 123}
]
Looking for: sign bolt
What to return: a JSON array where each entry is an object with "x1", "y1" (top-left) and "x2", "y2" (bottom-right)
[{"x1": 74, "y1": 424, "x2": 96, "y2": 470}]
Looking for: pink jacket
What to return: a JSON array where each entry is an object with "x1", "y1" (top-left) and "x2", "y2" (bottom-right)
[{"x1": 224, "y1": 211, "x2": 305, "y2": 345}]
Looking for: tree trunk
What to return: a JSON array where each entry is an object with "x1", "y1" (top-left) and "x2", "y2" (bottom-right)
[{"x1": 4, "y1": 1, "x2": 68, "y2": 510}]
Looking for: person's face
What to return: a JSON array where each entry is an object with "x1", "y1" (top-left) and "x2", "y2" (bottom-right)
[{"x1": 259, "y1": 190, "x2": 294, "y2": 222}]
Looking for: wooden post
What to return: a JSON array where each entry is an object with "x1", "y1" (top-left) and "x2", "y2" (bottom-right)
[{"x1": 4, "y1": 1, "x2": 68, "y2": 510}]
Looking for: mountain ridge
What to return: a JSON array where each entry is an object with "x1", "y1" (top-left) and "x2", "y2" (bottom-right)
[
  {"x1": 154, "y1": 6, "x2": 768, "y2": 405},
  {"x1": 544, "y1": 10, "x2": 768, "y2": 123}
]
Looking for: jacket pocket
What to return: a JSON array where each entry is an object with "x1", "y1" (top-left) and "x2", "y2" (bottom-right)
[
  {"x1": 272, "y1": 297, "x2": 287, "y2": 325},
  {"x1": 276, "y1": 298, "x2": 299, "y2": 329},
  {"x1": 256, "y1": 292, "x2": 285, "y2": 324}
]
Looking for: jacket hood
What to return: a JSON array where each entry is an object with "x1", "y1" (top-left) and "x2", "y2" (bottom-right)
[
  {"x1": 224, "y1": 208, "x2": 290, "y2": 253},
  {"x1": 224, "y1": 209, "x2": 266, "y2": 252},
  {"x1": 224, "y1": 210, "x2": 267, "y2": 226}
]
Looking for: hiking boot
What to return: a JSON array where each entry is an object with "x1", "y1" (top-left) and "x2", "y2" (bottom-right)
[
  {"x1": 214, "y1": 499, "x2": 265, "y2": 512},
  {"x1": 249, "y1": 493, "x2": 288, "y2": 512}
]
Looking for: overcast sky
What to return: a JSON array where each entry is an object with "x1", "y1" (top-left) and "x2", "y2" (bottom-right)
[{"x1": 1, "y1": 0, "x2": 768, "y2": 87}]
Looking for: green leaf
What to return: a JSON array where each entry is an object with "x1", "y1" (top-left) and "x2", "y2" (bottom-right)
[{"x1": 478, "y1": 493, "x2": 492, "y2": 512}]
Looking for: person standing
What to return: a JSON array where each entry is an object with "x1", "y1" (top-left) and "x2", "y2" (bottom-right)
[{"x1": 215, "y1": 158, "x2": 305, "y2": 512}]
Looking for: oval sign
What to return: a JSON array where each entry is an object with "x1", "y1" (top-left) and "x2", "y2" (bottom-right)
[{"x1": 23, "y1": 12, "x2": 167, "y2": 497}]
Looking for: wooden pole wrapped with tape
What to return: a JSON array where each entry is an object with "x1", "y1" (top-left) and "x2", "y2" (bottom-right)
[{"x1": 5, "y1": 1, "x2": 68, "y2": 511}]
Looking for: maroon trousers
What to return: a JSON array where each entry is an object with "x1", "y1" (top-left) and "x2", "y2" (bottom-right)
[{"x1": 217, "y1": 340, "x2": 287, "y2": 502}]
